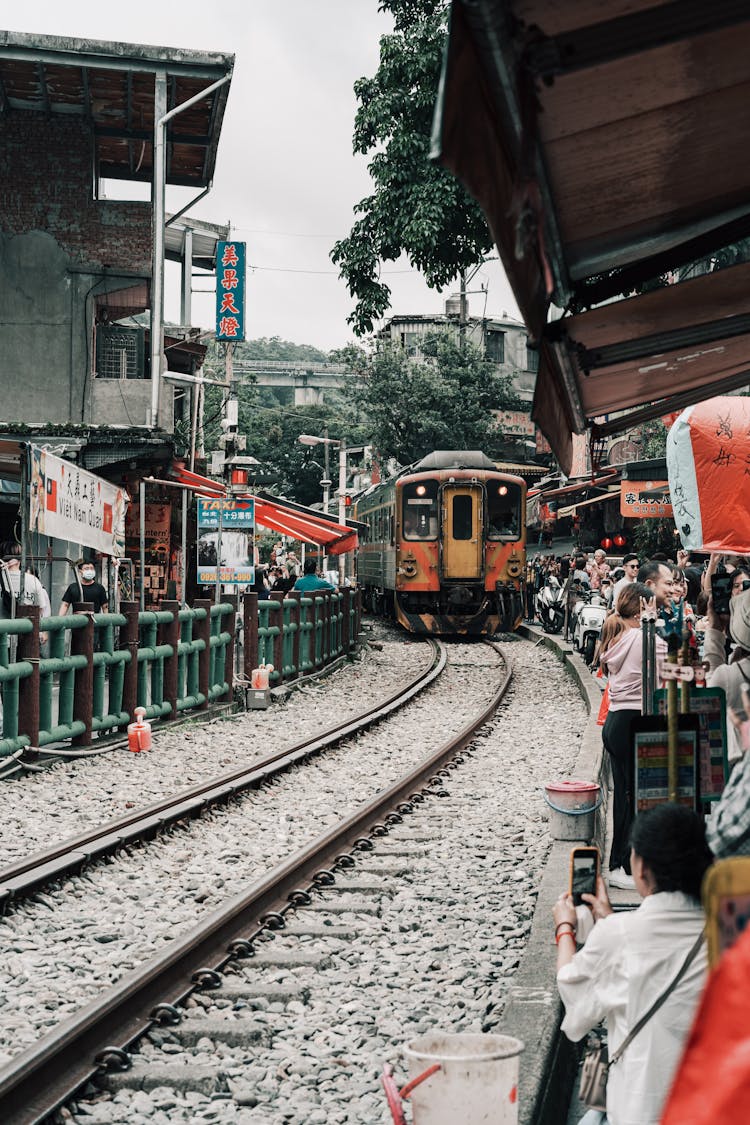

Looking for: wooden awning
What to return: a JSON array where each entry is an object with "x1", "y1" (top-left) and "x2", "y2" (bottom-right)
[
  {"x1": 0, "y1": 31, "x2": 233, "y2": 187},
  {"x1": 537, "y1": 261, "x2": 750, "y2": 462},
  {"x1": 433, "y1": 1, "x2": 750, "y2": 470}
]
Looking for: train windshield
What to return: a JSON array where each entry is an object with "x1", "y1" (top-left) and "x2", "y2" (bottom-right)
[
  {"x1": 402, "y1": 479, "x2": 439, "y2": 540},
  {"x1": 486, "y1": 480, "x2": 522, "y2": 539}
]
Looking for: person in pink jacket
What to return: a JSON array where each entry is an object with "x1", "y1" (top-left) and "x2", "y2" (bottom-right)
[{"x1": 600, "y1": 582, "x2": 666, "y2": 890}]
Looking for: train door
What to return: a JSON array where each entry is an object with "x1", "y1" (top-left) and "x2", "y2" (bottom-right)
[{"x1": 441, "y1": 484, "x2": 483, "y2": 578}]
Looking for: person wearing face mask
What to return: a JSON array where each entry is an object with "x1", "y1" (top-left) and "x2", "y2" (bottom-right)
[{"x1": 59, "y1": 559, "x2": 109, "y2": 615}]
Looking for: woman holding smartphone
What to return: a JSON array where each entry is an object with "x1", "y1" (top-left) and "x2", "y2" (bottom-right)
[
  {"x1": 599, "y1": 583, "x2": 666, "y2": 890},
  {"x1": 552, "y1": 804, "x2": 710, "y2": 1125}
]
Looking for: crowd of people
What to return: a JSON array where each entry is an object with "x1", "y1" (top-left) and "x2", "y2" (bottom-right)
[
  {"x1": 542, "y1": 544, "x2": 750, "y2": 1123},
  {"x1": 250, "y1": 540, "x2": 337, "y2": 597}
]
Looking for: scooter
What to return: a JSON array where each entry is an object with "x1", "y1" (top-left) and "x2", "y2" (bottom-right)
[
  {"x1": 573, "y1": 589, "x2": 608, "y2": 665},
  {"x1": 536, "y1": 574, "x2": 566, "y2": 634}
]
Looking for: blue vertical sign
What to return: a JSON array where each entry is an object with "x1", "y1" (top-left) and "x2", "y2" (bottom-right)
[{"x1": 215, "y1": 240, "x2": 246, "y2": 341}]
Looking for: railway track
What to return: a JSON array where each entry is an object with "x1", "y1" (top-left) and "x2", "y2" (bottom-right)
[
  {"x1": 0, "y1": 638, "x2": 444, "y2": 907},
  {"x1": 0, "y1": 641, "x2": 513, "y2": 1125}
]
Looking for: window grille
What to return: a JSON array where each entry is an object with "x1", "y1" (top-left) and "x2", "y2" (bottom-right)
[{"x1": 96, "y1": 326, "x2": 146, "y2": 379}]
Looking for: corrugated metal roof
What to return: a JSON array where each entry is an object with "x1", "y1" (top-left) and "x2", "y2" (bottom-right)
[{"x1": 0, "y1": 31, "x2": 233, "y2": 188}]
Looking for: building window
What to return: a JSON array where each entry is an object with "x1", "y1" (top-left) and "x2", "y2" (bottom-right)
[
  {"x1": 485, "y1": 331, "x2": 505, "y2": 363},
  {"x1": 526, "y1": 339, "x2": 539, "y2": 372}
]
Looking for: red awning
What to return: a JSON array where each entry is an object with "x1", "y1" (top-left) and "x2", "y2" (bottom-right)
[
  {"x1": 168, "y1": 462, "x2": 226, "y2": 496},
  {"x1": 166, "y1": 465, "x2": 358, "y2": 554},
  {"x1": 252, "y1": 496, "x2": 358, "y2": 556}
]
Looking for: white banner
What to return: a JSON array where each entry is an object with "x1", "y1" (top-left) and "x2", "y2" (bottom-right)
[{"x1": 29, "y1": 446, "x2": 128, "y2": 557}]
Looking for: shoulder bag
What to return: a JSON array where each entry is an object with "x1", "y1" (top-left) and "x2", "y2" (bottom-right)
[{"x1": 579, "y1": 929, "x2": 704, "y2": 1112}]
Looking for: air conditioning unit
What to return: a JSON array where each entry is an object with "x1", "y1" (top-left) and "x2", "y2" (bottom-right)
[{"x1": 95, "y1": 325, "x2": 146, "y2": 379}]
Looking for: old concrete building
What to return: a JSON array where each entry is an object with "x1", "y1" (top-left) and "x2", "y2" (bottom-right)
[
  {"x1": 0, "y1": 31, "x2": 233, "y2": 439},
  {"x1": 376, "y1": 297, "x2": 540, "y2": 406}
]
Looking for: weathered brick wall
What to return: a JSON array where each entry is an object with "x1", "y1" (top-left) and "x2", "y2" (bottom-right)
[{"x1": 0, "y1": 110, "x2": 151, "y2": 272}]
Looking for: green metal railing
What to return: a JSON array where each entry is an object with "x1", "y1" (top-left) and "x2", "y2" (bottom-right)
[
  {"x1": 0, "y1": 588, "x2": 361, "y2": 766},
  {"x1": 242, "y1": 588, "x2": 360, "y2": 686},
  {"x1": 0, "y1": 598, "x2": 235, "y2": 761}
]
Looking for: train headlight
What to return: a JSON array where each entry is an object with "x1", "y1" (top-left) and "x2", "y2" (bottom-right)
[
  {"x1": 507, "y1": 559, "x2": 522, "y2": 578},
  {"x1": 401, "y1": 559, "x2": 418, "y2": 578}
]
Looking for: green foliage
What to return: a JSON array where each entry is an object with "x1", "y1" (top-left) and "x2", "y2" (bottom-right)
[
  {"x1": 356, "y1": 333, "x2": 520, "y2": 463},
  {"x1": 206, "y1": 336, "x2": 328, "y2": 365},
  {"x1": 331, "y1": 0, "x2": 492, "y2": 335},
  {"x1": 631, "y1": 518, "x2": 680, "y2": 560},
  {"x1": 201, "y1": 379, "x2": 370, "y2": 508},
  {"x1": 637, "y1": 420, "x2": 668, "y2": 460}
]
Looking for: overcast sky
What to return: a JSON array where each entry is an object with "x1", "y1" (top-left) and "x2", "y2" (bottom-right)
[{"x1": 7, "y1": 1, "x2": 520, "y2": 350}]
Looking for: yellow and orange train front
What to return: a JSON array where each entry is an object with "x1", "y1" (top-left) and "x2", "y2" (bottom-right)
[{"x1": 393, "y1": 469, "x2": 525, "y2": 635}]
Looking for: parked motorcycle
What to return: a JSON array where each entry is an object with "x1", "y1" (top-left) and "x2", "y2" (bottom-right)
[
  {"x1": 536, "y1": 575, "x2": 566, "y2": 634},
  {"x1": 572, "y1": 589, "x2": 608, "y2": 665}
]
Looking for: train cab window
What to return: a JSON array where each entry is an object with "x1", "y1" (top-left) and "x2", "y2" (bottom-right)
[
  {"x1": 487, "y1": 481, "x2": 521, "y2": 539},
  {"x1": 452, "y1": 494, "x2": 473, "y2": 540},
  {"x1": 402, "y1": 479, "x2": 439, "y2": 540}
]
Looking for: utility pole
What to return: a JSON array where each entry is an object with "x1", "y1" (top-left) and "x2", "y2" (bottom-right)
[
  {"x1": 337, "y1": 439, "x2": 347, "y2": 585},
  {"x1": 459, "y1": 268, "x2": 467, "y2": 347}
]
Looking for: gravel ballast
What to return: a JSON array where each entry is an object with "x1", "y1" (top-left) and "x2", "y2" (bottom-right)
[
  {"x1": 0, "y1": 636, "x2": 510, "y2": 1063},
  {"x1": 46, "y1": 637, "x2": 588, "y2": 1125}
]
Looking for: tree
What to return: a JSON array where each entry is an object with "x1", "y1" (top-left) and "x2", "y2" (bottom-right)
[
  {"x1": 356, "y1": 333, "x2": 520, "y2": 463},
  {"x1": 331, "y1": 0, "x2": 492, "y2": 335}
]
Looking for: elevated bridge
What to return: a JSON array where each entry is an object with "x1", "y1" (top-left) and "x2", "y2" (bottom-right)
[{"x1": 233, "y1": 361, "x2": 355, "y2": 406}]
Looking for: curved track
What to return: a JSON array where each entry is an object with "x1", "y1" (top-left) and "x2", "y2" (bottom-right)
[
  {"x1": 0, "y1": 642, "x2": 512, "y2": 1125},
  {"x1": 0, "y1": 639, "x2": 444, "y2": 907}
]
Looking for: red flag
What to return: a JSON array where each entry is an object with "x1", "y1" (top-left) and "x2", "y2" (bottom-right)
[
  {"x1": 102, "y1": 503, "x2": 112, "y2": 533},
  {"x1": 46, "y1": 477, "x2": 57, "y2": 512}
]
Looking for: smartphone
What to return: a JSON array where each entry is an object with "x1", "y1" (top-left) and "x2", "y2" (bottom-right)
[
  {"x1": 711, "y1": 570, "x2": 733, "y2": 616},
  {"x1": 570, "y1": 846, "x2": 600, "y2": 906}
]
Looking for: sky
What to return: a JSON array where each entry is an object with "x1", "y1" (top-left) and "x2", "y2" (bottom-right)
[{"x1": 6, "y1": 1, "x2": 520, "y2": 351}]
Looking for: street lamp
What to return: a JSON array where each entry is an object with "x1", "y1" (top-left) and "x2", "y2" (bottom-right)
[{"x1": 297, "y1": 430, "x2": 348, "y2": 581}]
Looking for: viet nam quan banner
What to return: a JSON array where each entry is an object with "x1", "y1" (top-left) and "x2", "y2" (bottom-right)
[{"x1": 29, "y1": 445, "x2": 128, "y2": 556}]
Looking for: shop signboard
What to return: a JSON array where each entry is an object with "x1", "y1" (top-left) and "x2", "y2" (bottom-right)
[
  {"x1": 197, "y1": 497, "x2": 254, "y2": 585},
  {"x1": 620, "y1": 480, "x2": 673, "y2": 518},
  {"x1": 29, "y1": 446, "x2": 127, "y2": 556},
  {"x1": 215, "y1": 240, "x2": 246, "y2": 341}
]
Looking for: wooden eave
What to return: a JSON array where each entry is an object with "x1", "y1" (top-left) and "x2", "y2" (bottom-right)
[
  {"x1": 0, "y1": 30, "x2": 233, "y2": 187},
  {"x1": 433, "y1": 0, "x2": 750, "y2": 471}
]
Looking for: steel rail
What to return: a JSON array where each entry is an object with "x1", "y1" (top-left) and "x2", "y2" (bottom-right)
[
  {"x1": 0, "y1": 643, "x2": 511, "y2": 1125},
  {"x1": 0, "y1": 639, "x2": 444, "y2": 907}
]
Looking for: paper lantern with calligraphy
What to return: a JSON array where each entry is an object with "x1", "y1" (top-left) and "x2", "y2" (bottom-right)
[{"x1": 666, "y1": 396, "x2": 750, "y2": 553}]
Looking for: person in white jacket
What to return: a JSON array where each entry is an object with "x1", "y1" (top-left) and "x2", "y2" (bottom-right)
[{"x1": 553, "y1": 804, "x2": 710, "y2": 1125}]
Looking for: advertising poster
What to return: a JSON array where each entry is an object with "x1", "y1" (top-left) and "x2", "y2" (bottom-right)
[
  {"x1": 29, "y1": 445, "x2": 127, "y2": 556},
  {"x1": 655, "y1": 687, "x2": 728, "y2": 801},
  {"x1": 124, "y1": 502, "x2": 173, "y2": 606},
  {"x1": 197, "y1": 497, "x2": 254, "y2": 585},
  {"x1": 633, "y1": 716, "x2": 700, "y2": 812}
]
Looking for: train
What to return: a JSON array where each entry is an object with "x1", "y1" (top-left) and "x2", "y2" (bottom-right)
[{"x1": 353, "y1": 450, "x2": 526, "y2": 635}]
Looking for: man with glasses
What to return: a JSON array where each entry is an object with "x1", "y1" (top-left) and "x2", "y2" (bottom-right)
[{"x1": 611, "y1": 553, "x2": 639, "y2": 611}]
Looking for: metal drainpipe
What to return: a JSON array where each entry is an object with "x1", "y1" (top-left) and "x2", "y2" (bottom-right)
[{"x1": 149, "y1": 71, "x2": 232, "y2": 428}]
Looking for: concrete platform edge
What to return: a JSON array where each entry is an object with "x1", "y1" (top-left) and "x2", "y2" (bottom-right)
[{"x1": 502, "y1": 626, "x2": 607, "y2": 1125}]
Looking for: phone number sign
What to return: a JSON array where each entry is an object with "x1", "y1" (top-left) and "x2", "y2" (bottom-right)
[{"x1": 215, "y1": 241, "x2": 246, "y2": 341}]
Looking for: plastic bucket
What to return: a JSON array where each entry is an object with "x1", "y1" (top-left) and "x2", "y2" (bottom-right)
[
  {"x1": 543, "y1": 780, "x2": 601, "y2": 841},
  {"x1": 404, "y1": 1033, "x2": 524, "y2": 1125}
]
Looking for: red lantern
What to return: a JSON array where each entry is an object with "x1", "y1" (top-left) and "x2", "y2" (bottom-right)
[
  {"x1": 613, "y1": 534, "x2": 626, "y2": 548},
  {"x1": 601, "y1": 537, "x2": 613, "y2": 550}
]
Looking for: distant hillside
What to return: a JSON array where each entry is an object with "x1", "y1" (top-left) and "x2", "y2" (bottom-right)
[{"x1": 211, "y1": 336, "x2": 329, "y2": 364}]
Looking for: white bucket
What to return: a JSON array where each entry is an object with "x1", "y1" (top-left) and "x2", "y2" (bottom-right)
[
  {"x1": 404, "y1": 1032, "x2": 524, "y2": 1124},
  {"x1": 543, "y1": 780, "x2": 601, "y2": 841}
]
